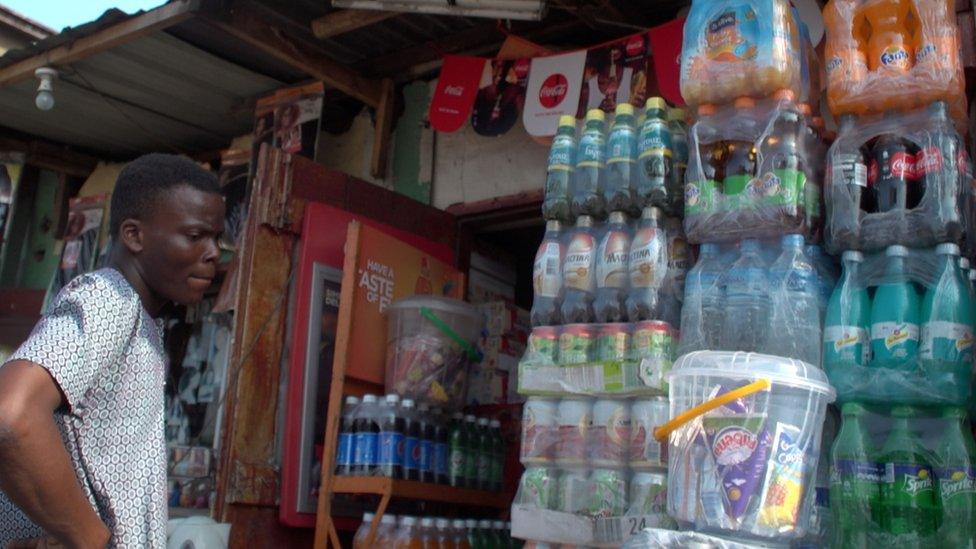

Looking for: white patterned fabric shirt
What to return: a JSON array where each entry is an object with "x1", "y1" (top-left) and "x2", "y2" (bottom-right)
[{"x1": 0, "y1": 269, "x2": 168, "y2": 548}]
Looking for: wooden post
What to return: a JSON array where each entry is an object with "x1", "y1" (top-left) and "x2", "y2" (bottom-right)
[{"x1": 371, "y1": 78, "x2": 396, "y2": 179}]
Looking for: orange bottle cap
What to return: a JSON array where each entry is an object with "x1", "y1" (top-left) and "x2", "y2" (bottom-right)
[
  {"x1": 773, "y1": 88, "x2": 796, "y2": 102},
  {"x1": 798, "y1": 103, "x2": 813, "y2": 116},
  {"x1": 697, "y1": 103, "x2": 717, "y2": 116},
  {"x1": 734, "y1": 96, "x2": 757, "y2": 109}
]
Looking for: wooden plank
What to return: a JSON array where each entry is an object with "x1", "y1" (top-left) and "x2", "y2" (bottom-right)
[
  {"x1": 331, "y1": 476, "x2": 515, "y2": 508},
  {"x1": 313, "y1": 221, "x2": 362, "y2": 549},
  {"x1": 206, "y1": 7, "x2": 382, "y2": 107},
  {"x1": 370, "y1": 78, "x2": 395, "y2": 179},
  {"x1": 223, "y1": 503, "x2": 315, "y2": 549},
  {"x1": 0, "y1": 0, "x2": 200, "y2": 86},
  {"x1": 311, "y1": 9, "x2": 399, "y2": 40}
]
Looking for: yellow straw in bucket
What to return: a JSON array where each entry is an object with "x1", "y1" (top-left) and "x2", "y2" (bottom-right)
[{"x1": 653, "y1": 378, "x2": 772, "y2": 443}]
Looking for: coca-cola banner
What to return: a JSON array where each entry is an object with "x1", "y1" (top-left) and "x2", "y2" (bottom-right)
[
  {"x1": 429, "y1": 55, "x2": 488, "y2": 133},
  {"x1": 523, "y1": 50, "x2": 587, "y2": 137},
  {"x1": 430, "y1": 20, "x2": 683, "y2": 137}
]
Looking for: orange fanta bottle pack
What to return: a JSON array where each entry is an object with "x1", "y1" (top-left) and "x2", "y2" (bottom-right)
[{"x1": 824, "y1": 0, "x2": 965, "y2": 121}]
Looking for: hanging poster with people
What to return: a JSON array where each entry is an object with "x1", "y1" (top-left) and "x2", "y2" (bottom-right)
[
  {"x1": 45, "y1": 194, "x2": 108, "y2": 310},
  {"x1": 578, "y1": 33, "x2": 652, "y2": 115},
  {"x1": 470, "y1": 58, "x2": 530, "y2": 137},
  {"x1": 271, "y1": 83, "x2": 324, "y2": 158}
]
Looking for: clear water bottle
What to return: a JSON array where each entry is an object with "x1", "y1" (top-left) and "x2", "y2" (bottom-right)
[
  {"x1": 720, "y1": 239, "x2": 770, "y2": 352},
  {"x1": 531, "y1": 220, "x2": 565, "y2": 326},
  {"x1": 594, "y1": 211, "x2": 632, "y2": 323},
  {"x1": 561, "y1": 215, "x2": 598, "y2": 324},
  {"x1": 805, "y1": 243, "x2": 838, "y2": 321},
  {"x1": 766, "y1": 234, "x2": 822, "y2": 365},
  {"x1": 678, "y1": 243, "x2": 724, "y2": 355},
  {"x1": 335, "y1": 395, "x2": 360, "y2": 476}
]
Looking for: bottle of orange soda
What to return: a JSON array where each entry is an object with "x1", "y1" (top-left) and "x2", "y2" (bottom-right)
[{"x1": 824, "y1": 0, "x2": 868, "y2": 113}]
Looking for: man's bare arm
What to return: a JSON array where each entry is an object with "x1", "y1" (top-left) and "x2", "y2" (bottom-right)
[{"x1": 0, "y1": 360, "x2": 110, "y2": 549}]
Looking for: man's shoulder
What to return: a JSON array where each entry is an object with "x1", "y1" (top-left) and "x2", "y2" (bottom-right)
[{"x1": 54, "y1": 269, "x2": 138, "y2": 309}]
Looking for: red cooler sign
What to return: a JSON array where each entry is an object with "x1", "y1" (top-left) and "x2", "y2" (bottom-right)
[
  {"x1": 429, "y1": 55, "x2": 487, "y2": 133},
  {"x1": 523, "y1": 50, "x2": 587, "y2": 137}
]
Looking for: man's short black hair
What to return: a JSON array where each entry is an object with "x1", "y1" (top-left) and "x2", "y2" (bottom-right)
[{"x1": 110, "y1": 153, "x2": 221, "y2": 235}]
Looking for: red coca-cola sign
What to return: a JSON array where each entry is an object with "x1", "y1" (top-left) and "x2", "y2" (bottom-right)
[
  {"x1": 514, "y1": 58, "x2": 530, "y2": 79},
  {"x1": 626, "y1": 35, "x2": 645, "y2": 58},
  {"x1": 889, "y1": 151, "x2": 917, "y2": 180},
  {"x1": 539, "y1": 73, "x2": 569, "y2": 108},
  {"x1": 915, "y1": 146, "x2": 944, "y2": 176}
]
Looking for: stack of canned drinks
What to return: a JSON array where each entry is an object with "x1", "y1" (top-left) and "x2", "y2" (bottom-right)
[{"x1": 516, "y1": 396, "x2": 675, "y2": 526}]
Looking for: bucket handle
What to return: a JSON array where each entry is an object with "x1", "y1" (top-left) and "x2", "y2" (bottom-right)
[
  {"x1": 420, "y1": 306, "x2": 482, "y2": 362},
  {"x1": 653, "y1": 378, "x2": 772, "y2": 443}
]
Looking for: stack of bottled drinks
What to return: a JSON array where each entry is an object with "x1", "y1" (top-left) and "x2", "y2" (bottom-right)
[
  {"x1": 334, "y1": 394, "x2": 505, "y2": 492},
  {"x1": 820, "y1": 0, "x2": 976, "y2": 545},
  {"x1": 352, "y1": 513, "x2": 519, "y2": 549}
]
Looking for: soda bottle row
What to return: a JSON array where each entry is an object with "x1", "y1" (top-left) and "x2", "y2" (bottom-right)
[
  {"x1": 520, "y1": 396, "x2": 669, "y2": 471},
  {"x1": 531, "y1": 207, "x2": 689, "y2": 327},
  {"x1": 829, "y1": 403, "x2": 976, "y2": 547},
  {"x1": 336, "y1": 394, "x2": 505, "y2": 491},
  {"x1": 825, "y1": 102, "x2": 970, "y2": 254},
  {"x1": 542, "y1": 100, "x2": 689, "y2": 223},
  {"x1": 823, "y1": 244, "x2": 975, "y2": 405},
  {"x1": 680, "y1": 0, "x2": 811, "y2": 108},
  {"x1": 823, "y1": 0, "x2": 966, "y2": 119},
  {"x1": 517, "y1": 465, "x2": 673, "y2": 526},
  {"x1": 353, "y1": 513, "x2": 521, "y2": 549},
  {"x1": 683, "y1": 91, "x2": 826, "y2": 244},
  {"x1": 678, "y1": 235, "x2": 836, "y2": 366}
]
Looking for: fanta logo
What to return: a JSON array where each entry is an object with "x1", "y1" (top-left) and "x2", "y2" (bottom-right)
[
  {"x1": 685, "y1": 183, "x2": 701, "y2": 205},
  {"x1": 712, "y1": 427, "x2": 758, "y2": 466},
  {"x1": 826, "y1": 56, "x2": 843, "y2": 73},
  {"x1": 747, "y1": 173, "x2": 780, "y2": 197},
  {"x1": 905, "y1": 471, "x2": 934, "y2": 495},
  {"x1": 916, "y1": 44, "x2": 936, "y2": 62},
  {"x1": 881, "y1": 47, "x2": 910, "y2": 67},
  {"x1": 444, "y1": 85, "x2": 465, "y2": 97}
]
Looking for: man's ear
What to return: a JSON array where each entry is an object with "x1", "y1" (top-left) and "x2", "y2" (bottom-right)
[{"x1": 119, "y1": 219, "x2": 144, "y2": 254}]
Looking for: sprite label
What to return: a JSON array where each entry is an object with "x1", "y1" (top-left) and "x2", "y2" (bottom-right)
[{"x1": 880, "y1": 462, "x2": 939, "y2": 535}]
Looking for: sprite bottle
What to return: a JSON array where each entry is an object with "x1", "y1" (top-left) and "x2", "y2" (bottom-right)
[
  {"x1": 830, "y1": 402, "x2": 882, "y2": 547},
  {"x1": 464, "y1": 415, "x2": 479, "y2": 489},
  {"x1": 878, "y1": 406, "x2": 941, "y2": 539},
  {"x1": 448, "y1": 412, "x2": 467, "y2": 488},
  {"x1": 936, "y1": 407, "x2": 976, "y2": 547}
]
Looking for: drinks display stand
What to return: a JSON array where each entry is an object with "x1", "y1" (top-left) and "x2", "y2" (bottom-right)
[{"x1": 312, "y1": 222, "x2": 513, "y2": 548}]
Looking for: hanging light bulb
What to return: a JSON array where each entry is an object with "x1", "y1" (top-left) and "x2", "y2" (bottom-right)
[{"x1": 34, "y1": 67, "x2": 57, "y2": 111}]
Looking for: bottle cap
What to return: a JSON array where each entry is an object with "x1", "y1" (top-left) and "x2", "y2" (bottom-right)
[
  {"x1": 700, "y1": 243, "x2": 720, "y2": 255},
  {"x1": 436, "y1": 518, "x2": 450, "y2": 529},
  {"x1": 585, "y1": 108, "x2": 605, "y2": 122},
  {"x1": 608, "y1": 210, "x2": 628, "y2": 224},
  {"x1": 478, "y1": 417, "x2": 489, "y2": 426},
  {"x1": 936, "y1": 242, "x2": 960, "y2": 256},
  {"x1": 576, "y1": 215, "x2": 595, "y2": 228},
  {"x1": 641, "y1": 206, "x2": 662, "y2": 221},
  {"x1": 885, "y1": 245, "x2": 909, "y2": 258},
  {"x1": 453, "y1": 519, "x2": 467, "y2": 528},
  {"x1": 490, "y1": 419, "x2": 501, "y2": 428},
  {"x1": 558, "y1": 114, "x2": 577, "y2": 127},
  {"x1": 812, "y1": 116, "x2": 824, "y2": 129},
  {"x1": 381, "y1": 514, "x2": 397, "y2": 525},
  {"x1": 697, "y1": 103, "x2": 716, "y2": 117},
  {"x1": 645, "y1": 97, "x2": 667, "y2": 111},
  {"x1": 478, "y1": 520, "x2": 492, "y2": 528},
  {"x1": 733, "y1": 96, "x2": 756, "y2": 109},
  {"x1": 363, "y1": 512, "x2": 375, "y2": 522},
  {"x1": 421, "y1": 517, "x2": 435, "y2": 527},
  {"x1": 362, "y1": 394, "x2": 377, "y2": 403},
  {"x1": 969, "y1": 269, "x2": 975, "y2": 281},
  {"x1": 841, "y1": 250, "x2": 864, "y2": 262},
  {"x1": 839, "y1": 113, "x2": 858, "y2": 129},
  {"x1": 493, "y1": 520, "x2": 506, "y2": 529},
  {"x1": 546, "y1": 220, "x2": 562, "y2": 232},
  {"x1": 385, "y1": 394, "x2": 400, "y2": 405},
  {"x1": 797, "y1": 103, "x2": 813, "y2": 117},
  {"x1": 928, "y1": 101, "x2": 949, "y2": 116},
  {"x1": 402, "y1": 399, "x2": 415, "y2": 409},
  {"x1": 400, "y1": 516, "x2": 417, "y2": 526},
  {"x1": 772, "y1": 88, "x2": 796, "y2": 102},
  {"x1": 465, "y1": 414, "x2": 477, "y2": 422},
  {"x1": 667, "y1": 107, "x2": 687, "y2": 122},
  {"x1": 465, "y1": 519, "x2": 478, "y2": 528},
  {"x1": 345, "y1": 395, "x2": 360, "y2": 405},
  {"x1": 960, "y1": 258, "x2": 970, "y2": 270},
  {"x1": 890, "y1": 406, "x2": 915, "y2": 419},
  {"x1": 781, "y1": 234, "x2": 804, "y2": 248},
  {"x1": 615, "y1": 102, "x2": 634, "y2": 116},
  {"x1": 840, "y1": 402, "x2": 867, "y2": 415}
]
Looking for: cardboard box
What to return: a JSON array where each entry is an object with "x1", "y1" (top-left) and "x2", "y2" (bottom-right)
[
  {"x1": 511, "y1": 505, "x2": 670, "y2": 547},
  {"x1": 479, "y1": 301, "x2": 530, "y2": 338}
]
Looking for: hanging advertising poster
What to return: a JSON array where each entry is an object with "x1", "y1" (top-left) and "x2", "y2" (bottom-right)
[
  {"x1": 0, "y1": 155, "x2": 23, "y2": 249},
  {"x1": 428, "y1": 55, "x2": 487, "y2": 133},
  {"x1": 579, "y1": 33, "x2": 652, "y2": 114},
  {"x1": 45, "y1": 194, "x2": 108, "y2": 309},
  {"x1": 523, "y1": 50, "x2": 587, "y2": 137},
  {"x1": 471, "y1": 58, "x2": 530, "y2": 136}
]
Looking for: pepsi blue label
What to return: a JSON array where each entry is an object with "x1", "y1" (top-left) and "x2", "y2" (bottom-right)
[
  {"x1": 353, "y1": 432, "x2": 378, "y2": 466},
  {"x1": 420, "y1": 440, "x2": 434, "y2": 473},
  {"x1": 377, "y1": 432, "x2": 405, "y2": 466},
  {"x1": 337, "y1": 432, "x2": 355, "y2": 467},
  {"x1": 435, "y1": 442, "x2": 450, "y2": 476},
  {"x1": 404, "y1": 436, "x2": 420, "y2": 470}
]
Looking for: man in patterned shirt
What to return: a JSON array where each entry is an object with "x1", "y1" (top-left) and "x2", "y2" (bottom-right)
[{"x1": 0, "y1": 154, "x2": 224, "y2": 548}]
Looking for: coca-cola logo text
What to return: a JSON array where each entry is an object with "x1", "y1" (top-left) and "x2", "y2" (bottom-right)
[
  {"x1": 626, "y1": 35, "x2": 645, "y2": 57},
  {"x1": 889, "y1": 152, "x2": 916, "y2": 180},
  {"x1": 444, "y1": 85, "x2": 465, "y2": 97},
  {"x1": 915, "y1": 146, "x2": 944, "y2": 176},
  {"x1": 539, "y1": 74, "x2": 569, "y2": 109}
]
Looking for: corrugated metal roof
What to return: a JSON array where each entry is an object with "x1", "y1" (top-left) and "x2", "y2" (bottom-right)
[{"x1": 0, "y1": 30, "x2": 282, "y2": 157}]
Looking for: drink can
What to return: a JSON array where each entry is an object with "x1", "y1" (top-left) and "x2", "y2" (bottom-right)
[
  {"x1": 596, "y1": 323, "x2": 632, "y2": 362},
  {"x1": 521, "y1": 397, "x2": 558, "y2": 465},
  {"x1": 528, "y1": 326, "x2": 560, "y2": 365},
  {"x1": 587, "y1": 468, "x2": 629, "y2": 517},
  {"x1": 557, "y1": 467, "x2": 590, "y2": 514},
  {"x1": 556, "y1": 398, "x2": 591, "y2": 466},
  {"x1": 589, "y1": 399, "x2": 630, "y2": 466},
  {"x1": 518, "y1": 466, "x2": 557, "y2": 510},
  {"x1": 632, "y1": 320, "x2": 675, "y2": 358},
  {"x1": 630, "y1": 397, "x2": 670, "y2": 469},
  {"x1": 559, "y1": 324, "x2": 595, "y2": 365},
  {"x1": 629, "y1": 471, "x2": 675, "y2": 527}
]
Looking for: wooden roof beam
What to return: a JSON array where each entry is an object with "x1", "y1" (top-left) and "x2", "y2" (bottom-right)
[
  {"x1": 311, "y1": 9, "x2": 399, "y2": 40},
  {"x1": 0, "y1": 0, "x2": 201, "y2": 87},
  {"x1": 206, "y1": 6, "x2": 382, "y2": 107}
]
